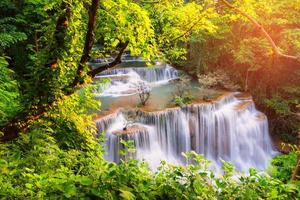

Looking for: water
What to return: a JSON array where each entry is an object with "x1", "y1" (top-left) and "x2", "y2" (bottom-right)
[
  {"x1": 96, "y1": 64, "x2": 178, "y2": 97},
  {"x1": 94, "y1": 62, "x2": 275, "y2": 172}
]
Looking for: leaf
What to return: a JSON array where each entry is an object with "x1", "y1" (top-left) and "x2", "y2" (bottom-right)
[
  {"x1": 79, "y1": 176, "x2": 93, "y2": 186},
  {"x1": 249, "y1": 168, "x2": 257, "y2": 176},
  {"x1": 63, "y1": 183, "x2": 77, "y2": 198},
  {"x1": 111, "y1": 39, "x2": 119, "y2": 47},
  {"x1": 0, "y1": 159, "x2": 8, "y2": 167},
  {"x1": 120, "y1": 189, "x2": 135, "y2": 200},
  {"x1": 193, "y1": 179, "x2": 203, "y2": 194},
  {"x1": 25, "y1": 183, "x2": 33, "y2": 189}
]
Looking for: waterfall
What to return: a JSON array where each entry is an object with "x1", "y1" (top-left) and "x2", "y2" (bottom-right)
[
  {"x1": 94, "y1": 64, "x2": 275, "y2": 172},
  {"x1": 97, "y1": 64, "x2": 178, "y2": 83},
  {"x1": 96, "y1": 111, "x2": 190, "y2": 170},
  {"x1": 96, "y1": 65, "x2": 178, "y2": 97},
  {"x1": 96, "y1": 93, "x2": 275, "y2": 172},
  {"x1": 90, "y1": 54, "x2": 144, "y2": 64}
]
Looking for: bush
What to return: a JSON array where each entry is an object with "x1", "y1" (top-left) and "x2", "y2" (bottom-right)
[
  {"x1": 174, "y1": 94, "x2": 193, "y2": 107},
  {"x1": 269, "y1": 151, "x2": 298, "y2": 182},
  {"x1": 172, "y1": 75, "x2": 194, "y2": 107},
  {"x1": 1, "y1": 129, "x2": 299, "y2": 199}
]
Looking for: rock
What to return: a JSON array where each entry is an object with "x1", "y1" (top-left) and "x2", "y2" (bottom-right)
[{"x1": 112, "y1": 125, "x2": 148, "y2": 136}]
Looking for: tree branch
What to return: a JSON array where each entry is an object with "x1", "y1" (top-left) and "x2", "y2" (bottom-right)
[
  {"x1": 47, "y1": 2, "x2": 71, "y2": 69},
  {"x1": 220, "y1": 0, "x2": 300, "y2": 63},
  {"x1": 87, "y1": 41, "x2": 129, "y2": 77},
  {"x1": 291, "y1": 130, "x2": 300, "y2": 181}
]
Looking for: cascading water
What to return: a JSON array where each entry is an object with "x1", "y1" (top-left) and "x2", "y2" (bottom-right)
[
  {"x1": 90, "y1": 54, "x2": 144, "y2": 64},
  {"x1": 95, "y1": 64, "x2": 276, "y2": 172},
  {"x1": 96, "y1": 65, "x2": 178, "y2": 97},
  {"x1": 98, "y1": 112, "x2": 187, "y2": 169},
  {"x1": 97, "y1": 65, "x2": 178, "y2": 83}
]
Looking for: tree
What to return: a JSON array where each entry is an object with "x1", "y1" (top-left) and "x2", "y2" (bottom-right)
[
  {"x1": 136, "y1": 81, "x2": 151, "y2": 106},
  {"x1": 0, "y1": 0, "x2": 100, "y2": 141},
  {"x1": 220, "y1": 0, "x2": 300, "y2": 63},
  {"x1": 0, "y1": 0, "x2": 218, "y2": 142}
]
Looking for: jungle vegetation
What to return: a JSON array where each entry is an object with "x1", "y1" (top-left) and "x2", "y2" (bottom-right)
[{"x1": 0, "y1": 0, "x2": 299, "y2": 199}]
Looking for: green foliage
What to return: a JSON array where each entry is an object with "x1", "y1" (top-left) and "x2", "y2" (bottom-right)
[
  {"x1": 119, "y1": 139, "x2": 136, "y2": 159},
  {"x1": 281, "y1": 29, "x2": 300, "y2": 54},
  {"x1": 23, "y1": 0, "x2": 87, "y2": 105},
  {"x1": 145, "y1": 0, "x2": 217, "y2": 63},
  {"x1": 232, "y1": 38, "x2": 272, "y2": 71},
  {"x1": 95, "y1": 0, "x2": 218, "y2": 63},
  {"x1": 0, "y1": 1, "x2": 27, "y2": 50},
  {"x1": 173, "y1": 74, "x2": 194, "y2": 107},
  {"x1": 174, "y1": 95, "x2": 193, "y2": 107},
  {"x1": 264, "y1": 96, "x2": 292, "y2": 116},
  {"x1": 0, "y1": 29, "x2": 27, "y2": 50},
  {"x1": 0, "y1": 87, "x2": 104, "y2": 199},
  {"x1": 264, "y1": 95, "x2": 299, "y2": 142},
  {"x1": 269, "y1": 151, "x2": 298, "y2": 182},
  {"x1": 97, "y1": 0, "x2": 156, "y2": 59},
  {"x1": 0, "y1": 56, "x2": 21, "y2": 125}
]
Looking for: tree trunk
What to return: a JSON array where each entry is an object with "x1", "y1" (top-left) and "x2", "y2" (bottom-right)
[
  {"x1": 291, "y1": 157, "x2": 300, "y2": 181},
  {"x1": 71, "y1": 0, "x2": 100, "y2": 88},
  {"x1": 291, "y1": 131, "x2": 300, "y2": 181},
  {"x1": 244, "y1": 68, "x2": 250, "y2": 92}
]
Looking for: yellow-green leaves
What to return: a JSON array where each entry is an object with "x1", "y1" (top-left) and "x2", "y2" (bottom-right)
[
  {"x1": 97, "y1": 0, "x2": 155, "y2": 60},
  {"x1": 95, "y1": 0, "x2": 218, "y2": 63},
  {"x1": 120, "y1": 189, "x2": 136, "y2": 200},
  {"x1": 0, "y1": 56, "x2": 21, "y2": 125}
]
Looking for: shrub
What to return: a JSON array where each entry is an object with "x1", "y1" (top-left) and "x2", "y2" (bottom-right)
[{"x1": 269, "y1": 151, "x2": 298, "y2": 182}]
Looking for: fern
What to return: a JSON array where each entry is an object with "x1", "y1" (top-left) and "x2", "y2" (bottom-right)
[{"x1": 0, "y1": 56, "x2": 21, "y2": 124}]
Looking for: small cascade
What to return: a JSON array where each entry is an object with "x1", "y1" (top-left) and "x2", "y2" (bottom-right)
[
  {"x1": 105, "y1": 124, "x2": 152, "y2": 163},
  {"x1": 96, "y1": 93, "x2": 275, "y2": 172},
  {"x1": 96, "y1": 112, "x2": 119, "y2": 133},
  {"x1": 90, "y1": 54, "x2": 144, "y2": 64},
  {"x1": 137, "y1": 109, "x2": 191, "y2": 164},
  {"x1": 97, "y1": 65, "x2": 178, "y2": 83},
  {"x1": 96, "y1": 65, "x2": 178, "y2": 97}
]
